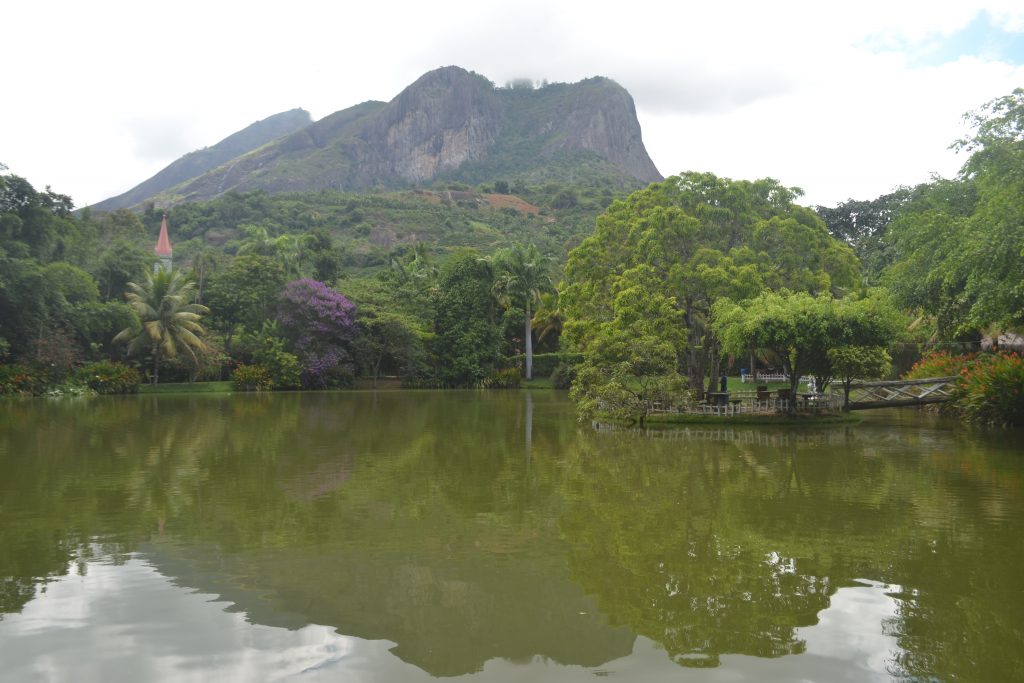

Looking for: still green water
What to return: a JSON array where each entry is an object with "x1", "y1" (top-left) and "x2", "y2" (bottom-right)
[{"x1": 0, "y1": 391, "x2": 1022, "y2": 682}]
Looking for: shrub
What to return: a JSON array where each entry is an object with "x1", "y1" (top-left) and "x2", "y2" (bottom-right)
[
  {"x1": 74, "y1": 361, "x2": 141, "y2": 394},
  {"x1": 479, "y1": 367, "x2": 522, "y2": 389},
  {"x1": 551, "y1": 362, "x2": 578, "y2": 390},
  {"x1": 957, "y1": 352, "x2": 1024, "y2": 427},
  {"x1": 0, "y1": 364, "x2": 44, "y2": 395},
  {"x1": 252, "y1": 334, "x2": 301, "y2": 390},
  {"x1": 232, "y1": 364, "x2": 274, "y2": 392},
  {"x1": 904, "y1": 351, "x2": 976, "y2": 379}
]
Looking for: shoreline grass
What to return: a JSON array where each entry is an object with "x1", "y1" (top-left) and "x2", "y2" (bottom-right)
[{"x1": 138, "y1": 381, "x2": 233, "y2": 395}]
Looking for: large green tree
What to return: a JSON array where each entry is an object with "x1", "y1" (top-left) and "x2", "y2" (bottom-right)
[
  {"x1": 712, "y1": 290, "x2": 904, "y2": 411},
  {"x1": 883, "y1": 88, "x2": 1024, "y2": 336},
  {"x1": 816, "y1": 188, "x2": 913, "y2": 282},
  {"x1": 561, "y1": 172, "x2": 860, "y2": 393},
  {"x1": 433, "y1": 251, "x2": 503, "y2": 387},
  {"x1": 569, "y1": 265, "x2": 687, "y2": 425},
  {"x1": 205, "y1": 254, "x2": 286, "y2": 354},
  {"x1": 114, "y1": 270, "x2": 210, "y2": 384}
]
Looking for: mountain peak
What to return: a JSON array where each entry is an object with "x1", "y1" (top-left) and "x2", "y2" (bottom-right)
[
  {"x1": 91, "y1": 108, "x2": 312, "y2": 211},
  {"x1": 96, "y1": 68, "x2": 663, "y2": 209}
]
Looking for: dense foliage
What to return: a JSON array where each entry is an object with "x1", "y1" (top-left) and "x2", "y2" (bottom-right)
[
  {"x1": 558, "y1": 171, "x2": 867, "y2": 420},
  {"x1": 278, "y1": 279, "x2": 358, "y2": 388},
  {"x1": 432, "y1": 253, "x2": 504, "y2": 387},
  {"x1": 74, "y1": 361, "x2": 141, "y2": 394},
  {"x1": 713, "y1": 290, "x2": 905, "y2": 407},
  {"x1": 1, "y1": 87, "x2": 1020, "y2": 423},
  {"x1": 826, "y1": 346, "x2": 892, "y2": 409},
  {"x1": 231, "y1": 364, "x2": 274, "y2": 392},
  {"x1": 820, "y1": 88, "x2": 1024, "y2": 340},
  {"x1": 904, "y1": 351, "x2": 1023, "y2": 427},
  {"x1": 955, "y1": 352, "x2": 1024, "y2": 427}
]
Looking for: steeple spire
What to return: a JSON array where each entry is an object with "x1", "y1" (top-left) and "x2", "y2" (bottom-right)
[{"x1": 154, "y1": 212, "x2": 173, "y2": 273}]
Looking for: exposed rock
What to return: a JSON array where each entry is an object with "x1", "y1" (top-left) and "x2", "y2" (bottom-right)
[{"x1": 97, "y1": 67, "x2": 663, "y2": 209}]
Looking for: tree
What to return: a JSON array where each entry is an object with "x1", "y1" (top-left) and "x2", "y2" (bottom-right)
[
  {"x1": 276, "y1": 279, "x2": 358, "y2": 388},
  {"x1": 187, "y1": 245, "x2": 220, "y2": 304},
  {"x1": 433, "y1": 252, "x2": 503, "y2": 387},
  {"x1": 238, "y1": 223, "x2": 314, "y2": 278},
  {"x1": 94, "y1": 239, "x2": 151, "y2": 300},
  {"x1": 827, "y1": 346, "x2": 892, "y2": 410},
  {"x1": 569, "y1": 266, "x2": 687, "y2": 426},
  {"x1": 352, "y1": 310, "x2": 428, "y2": 384},
  {"x1": 531, "y1": 291, "x2": 563, "y2": 347},
  {"x1": 561, "y1": 172, "x2": 859, "y2": 393},
  {"x1": 113, "y1": 270, "x2": 210, "y2": 384},
  {"x1": 713, "y1": 291, "x2": 903, "y2": 412},
  {"x1": 205, "y1": 255, "x2": 287, "y2": 354},
  {"x1": 305, "y1": 227, "x2": 344, "y2": 283},
  {"x1": 816, "y1": 188, "x2": 912, "y2": 281},
  {"x1": 883, "y1": 88, "x2": 1024, "y2": 336},
  {"x1": 492, "y1": 244, "x2": 553, "y2": 379}
]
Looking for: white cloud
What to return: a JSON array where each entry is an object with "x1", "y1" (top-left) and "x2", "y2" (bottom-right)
[{"x1": 2, "y1": 0, "x2": 1022, "y2": 207}]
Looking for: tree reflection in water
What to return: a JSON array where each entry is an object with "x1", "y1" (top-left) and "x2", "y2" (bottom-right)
[{"x1": 1, "y1": 395, "x2": 1022, "y2": 680}]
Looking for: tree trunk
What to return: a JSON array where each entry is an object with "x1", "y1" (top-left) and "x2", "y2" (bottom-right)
[
  {"x1": 785, "y1": 355, "x2": 799, "y2": 415},
  {"x1": 683, "y1": 298, "x2": 703, "y2": 391},
  {"x1": 705, "y1": 332, "x2": 720, "y2": 397},
  {"x1": 152, "y1": 346, "x2": 161, "y2": 385},
  {"x1": 525, "y1": 299, "x2": 533, "y2": 380}
]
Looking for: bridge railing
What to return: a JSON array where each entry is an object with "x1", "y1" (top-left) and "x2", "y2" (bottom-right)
[{"x1": 842, "y1": 376, "x2": 958, "y2": 410}]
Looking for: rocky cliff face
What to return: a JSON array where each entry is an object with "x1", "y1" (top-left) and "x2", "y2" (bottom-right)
[
  {"x1": 363, "y1": 67, "x2": 501, "y2": 185},
  {"x1": 101, "y1": 67, "x2": 663, "y2": 209}
]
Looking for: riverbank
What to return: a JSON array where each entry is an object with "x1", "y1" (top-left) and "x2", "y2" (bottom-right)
[
  {"x1": 643, "y1": 412, "x2": 861, "y2": 427},
  {"x1": 137, "y1": 377, "x2": 557, "y2": 395}
]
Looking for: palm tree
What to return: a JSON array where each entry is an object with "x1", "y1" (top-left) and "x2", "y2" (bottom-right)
[
  {"x1": 237, "y1": 224, "x2": 276, "y2": 257},
  {"x1": 114, "y1": 270, "x2": 210, "y2": 384},
  {"x1": 189, "y1": 245, "x2": 218, "y2": 304},
  {"x1": 239, "y1": 225, "x2": 310, "y2": 278},
  {"x1": 531, "y1": 291, "x2": 563, "y2": 345},
  {"x1": 493, "y1": 244, "x2": 553, "y2": 380}
]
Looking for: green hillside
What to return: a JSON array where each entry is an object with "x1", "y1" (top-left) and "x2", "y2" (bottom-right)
[{"x1": 139, "y1": 180, "x2": 620, "y2": 273}]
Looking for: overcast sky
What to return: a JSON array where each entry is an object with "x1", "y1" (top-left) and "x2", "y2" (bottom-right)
[{"x1": 4, "y1": 0, "x2": 1023, "y2": 208}]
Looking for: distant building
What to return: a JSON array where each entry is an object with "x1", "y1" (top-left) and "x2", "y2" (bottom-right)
[{"x1": 154, "y1": 212, "x2": 172, "y2": 273}]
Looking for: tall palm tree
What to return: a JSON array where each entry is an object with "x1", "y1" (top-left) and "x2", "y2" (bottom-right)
[
  {"x1": 239, "y1": 225, "x2": 310, "y2": 278},
  {"x1": 237, "y1": 224, "x2": 276, "y2": 257},
  {"x1": 493, "y1": 244, "x2": 553, "y2": 380},
  {"x1": 114, "y1": 270, "x2": 210, "y2": 384}
]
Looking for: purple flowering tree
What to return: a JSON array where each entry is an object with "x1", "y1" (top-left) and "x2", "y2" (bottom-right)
[{"x1": 277, "y1": 279, "x2": 358, "y2": 388}]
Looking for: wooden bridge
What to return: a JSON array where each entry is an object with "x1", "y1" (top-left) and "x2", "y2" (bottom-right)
[{"x1": 842, "y1": 376, "x2": 958, "y2": 410}]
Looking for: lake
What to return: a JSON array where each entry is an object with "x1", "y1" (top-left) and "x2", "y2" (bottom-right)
[{"x1": 1, "y1": 391, "x2": 1022, "y2": 682}]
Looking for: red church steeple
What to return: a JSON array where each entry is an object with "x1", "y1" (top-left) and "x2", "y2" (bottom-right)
[
  {"x1": 155, "y1": 212, "x2": 172, "y2": 257},
  {"x1": 154, "y1": 212, "x2": 173, "y2": 273}
]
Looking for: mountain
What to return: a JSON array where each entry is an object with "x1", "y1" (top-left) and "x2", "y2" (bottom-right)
[
  {"x1": 89, "y1": 108, "x2": 313, "y2": 211},
  {"x1": 100, "y1": 67, "x2": 662, "y2": 209}
]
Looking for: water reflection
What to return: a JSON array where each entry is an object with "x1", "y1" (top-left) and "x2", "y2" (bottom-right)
[{"x1": 1, "y1": 394, "x2": 1022, "y2": 681}]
